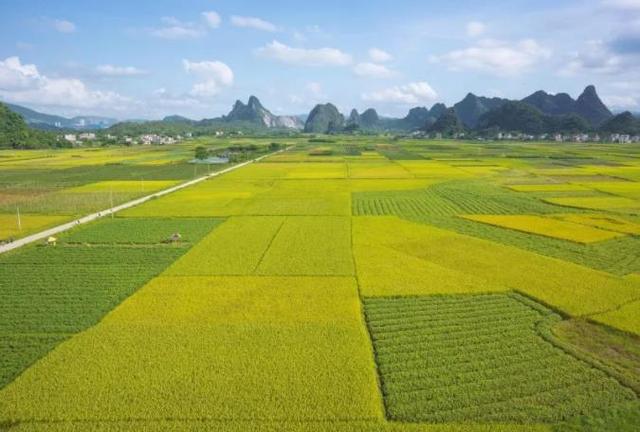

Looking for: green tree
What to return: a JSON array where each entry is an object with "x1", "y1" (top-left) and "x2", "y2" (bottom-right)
[{"x1": 194, "y1": 146, "x2": 208, "y2": 160}]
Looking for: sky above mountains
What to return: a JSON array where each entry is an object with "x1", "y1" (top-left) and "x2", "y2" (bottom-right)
[{"x1": 0, "y1": 0, "x2": 639, "y2": 119}]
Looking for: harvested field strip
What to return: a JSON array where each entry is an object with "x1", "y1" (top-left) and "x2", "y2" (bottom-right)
[{"x1": 364, "y1": 293, "x2": 637, "y2": 423}]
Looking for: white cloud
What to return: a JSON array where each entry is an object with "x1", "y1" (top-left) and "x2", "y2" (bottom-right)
[
  {"x1": 53, "y1": 19, "x2": 76, "y2": 33},
  {"x1": 433, "y1": 39, "x2": 551, "y2": 76},
  {"x1": 604, "y1": 94, "x2": 638, "y2": 109},
  {"x1": 362, "y1": 81, "x2": 438, "y2": 104},
  {"x1": 560, "y1": 40, "x2": 625, "y2": 76},
  {"x1": 95, "y1": 65, "x2": 147, "y2": 77},
  {"x1": 353, "y1": 62, "x2": 396, "y2": 79},
  {"x1": 231, "y1": 16, "x2": 278, "y2": 32},
  {"x1": 0, "y1": 56, "x2": 129, "y2": 110},
  {"x1": 466, "y1": 21, "x2": 486, "y2": 38},
  {"x1": 202, "y1": 11, "x2": 221, "y2": 29},
  {"x1": 368, "y1": 48, "x2": 393, "y2": 63},
  {"x1": 183, "y1": 59, "x2": 234, "y2": 97},
  {"x1": 257, "y1": 40, "x2": 352, "y2": 67},
  {"x1": 150, "y1": 17, "x2": 205, "y2": 39},
  {"x1": 602, "y1": 0, "x2": 640, "y2": 10}
]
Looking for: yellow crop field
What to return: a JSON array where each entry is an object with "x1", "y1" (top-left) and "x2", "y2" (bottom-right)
[
  {"x1": 0, "y1": 214, "x2": 68, "y2": 240},
  {"x1": 348, "y1": 161, "x2": 413, "y2": 178},
  {"x1": 461, "y1": 214, "x2": 623, "y2": 243},
  {"x1": 582, "y1": 181, "x2": 640, "y2": 199},
  {"x1": 395, "y1": 161, "x2": 471, "y2": 178},
  {"x1": 557, "y1": 214, "x2": 640, "y2": 234},
  {"x1": 0, "y1": 276, "x2": 382, "y2": 422},
  {"x1": 66, "y1": 180, "x2": 179, "y2": 193},
  {"x1": 256, "y1": 216, "x2": 354, "y2": 276},
  {"x1": 544, "y1": 196, "x2": 640, "y2": 211},
  {"x1": 508, "y1": 184, "x2": 592, "y2": 192},
  {"x1": 166, "y1": 216, "x2": 285, "y2": 275},
  {"x1": 591, "y1": 300, "x2": 640, "y2": 335},
  {"x1": 353, "y1": 216, "x2": 640, "y2": 317}
]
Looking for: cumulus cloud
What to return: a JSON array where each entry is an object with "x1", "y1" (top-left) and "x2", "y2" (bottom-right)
[
  {"x1": 288, "y1": 82, "x2": 326, "y2": 107},
  {"x1": 95, "y1": 64, "x2": 147, "y2": 77},
  {"x1": 353, "y1": 62, "x2": 396, "y2": 79},
  {"x1": 560, "y1": 40, "x2": 625, "y2": 75},
  {"x1": 231, "y1": 16, "x2": 278, "y2": 32},
  {"x1": 368, "y1": 48, "x2": 393, "y2": 63},
  {"x1": 202, "y1": 11, "x2": 221, "y2": 29},
  {"x1": 257, "y1": 40, "x2": 352, "y2": 66},
  {"x1": 432, "y1": 39, "x2": 551, "y2": 76},
  {"x1": 466, "y1": 21, "x2": 486, "y2": 37},
  {"x1": 183, "y1": 59, "x2": 234, "y2": 97},
  {"x1": 52, "y1": 19, "x2": 76, "y2": 33},
  {"x1": 0, "y1": 56, "x2": 129, "y2": 110},
  {"x1": 150, "y1": 17, "x2": 205, "y2": 39},
  {"x1": 362, "y1": 82, "x2": 438, "y2": 104}
]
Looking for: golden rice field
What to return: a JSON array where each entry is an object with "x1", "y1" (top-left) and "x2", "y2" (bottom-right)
[{"x1": 1, "y1": 137, "x2": 639, "y2": 431}]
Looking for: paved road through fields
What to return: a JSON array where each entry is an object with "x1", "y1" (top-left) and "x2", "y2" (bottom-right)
[{"x1": 0, "y1": 149, "x2": 284, "y2": 255}]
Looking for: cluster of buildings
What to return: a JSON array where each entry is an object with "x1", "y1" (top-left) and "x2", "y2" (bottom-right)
[
  {"x1": 62, "y1": 132, "x2": 97, "y2": 144},
  {"x1": 413, "y1": 131, "x2": 640, "y2": 143},
  {"x1": 494, "y1": 132, "x2": 640, "y2": 143},
  {"x1": 139, "y1": 134, "x2": 181, "y2": 145},
  {"x1": 61, "y1": 132, "x2": 192, "y2": 146}
]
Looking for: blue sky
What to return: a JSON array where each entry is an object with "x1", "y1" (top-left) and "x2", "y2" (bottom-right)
[{"x1": 0, "y1": 0, "x2": 639, "y2": 119}]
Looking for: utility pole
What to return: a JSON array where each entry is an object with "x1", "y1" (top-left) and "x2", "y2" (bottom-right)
[
  {"x1": 110, "y1": 187, "x2": 114, "y2": 219},
  {"x1": 16, "y1": 206, "x2": 21, "y2": 231}
]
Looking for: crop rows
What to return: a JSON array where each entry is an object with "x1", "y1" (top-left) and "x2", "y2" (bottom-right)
[
  {"x1": 353, "y1": 181, "x2": 570, "y2": 217},
  {"x1": 62, "y1": 217, "x2": 223, "y2": 244},
  {"x1": 364, "y1": 294, "x2": 637, "y2": 423},
  {"x1": 0, "y1": 218, "x2": 219, "y2": 389}
]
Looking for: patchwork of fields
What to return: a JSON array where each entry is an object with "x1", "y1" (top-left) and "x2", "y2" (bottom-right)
[{"x1": 1, "y1": 138, "x2": 640, "y2": 431}]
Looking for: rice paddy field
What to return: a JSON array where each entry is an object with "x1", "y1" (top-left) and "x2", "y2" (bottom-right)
[{"x1": 1, "y1": 137, "x2": 640, "y2": 431}]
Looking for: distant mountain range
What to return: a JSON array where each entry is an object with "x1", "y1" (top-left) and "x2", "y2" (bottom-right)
[
  {"x1": 3, "y1": 85, "x2": 636, "y2": 137},
  {"x1": 4, "y1": 103, "x2": 118, "y2": 130},
  {"x1": 304, "y1": 85, "x2": 619, "y2": 134}
]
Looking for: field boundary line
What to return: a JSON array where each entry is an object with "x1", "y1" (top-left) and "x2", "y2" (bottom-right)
[
  {"x1": 251, "y1": 216, "x2": 287, "y2": 273},
  {"x1": 0, "y1": 149, "x2": 287, "y2": 255},
  {"x1": 350, "y1": 216, "x2": 390, "y2": 420}
]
